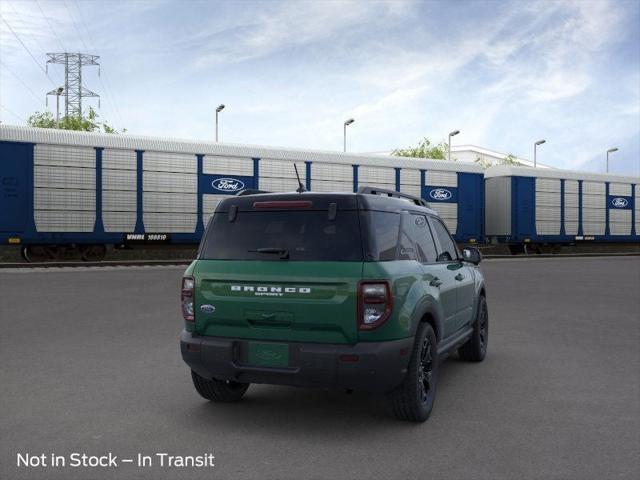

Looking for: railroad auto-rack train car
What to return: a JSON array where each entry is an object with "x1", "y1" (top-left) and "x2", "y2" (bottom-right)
[
  {"x1": 485, "y1": 165, "x2": 639, "y2": 253},
  {"x1": 0, "y1": 125, "x2": 484, "y2": 261}
]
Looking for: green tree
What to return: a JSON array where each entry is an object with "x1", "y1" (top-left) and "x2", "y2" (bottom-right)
[
  {"x1": 27, "y1": 107, "x2": 125, "y2": 133},
  {"x1": 392, "y1": 137, "x2": 449, "y2": 160},
  {"x1": 474, "y1": 152, "x2": 523, "y2": 169}
]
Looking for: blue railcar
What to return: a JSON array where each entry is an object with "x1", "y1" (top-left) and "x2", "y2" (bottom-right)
[
  {"x1": 0, "y1": 125, "x2": 485, "y2": 261},
  {"x1": 485, "y1": 165, "x2": 639, "y2": 253}
]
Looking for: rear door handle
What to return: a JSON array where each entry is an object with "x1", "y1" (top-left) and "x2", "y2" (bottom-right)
[
  {"x1": 429, "y1": 277, "x2": 443, "y2": 287},
  {"x1": 455, "y1": 273, "x2": 465, "y2": 281}
]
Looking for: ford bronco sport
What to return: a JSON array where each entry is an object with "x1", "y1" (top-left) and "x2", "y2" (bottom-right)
[{"x1": 180, "y1": 187, "x2": 487, "y2": 422}]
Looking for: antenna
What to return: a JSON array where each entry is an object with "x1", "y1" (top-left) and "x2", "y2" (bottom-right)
[{"x1": 293, "y1": 163, "x2": 306, "y2": 193}]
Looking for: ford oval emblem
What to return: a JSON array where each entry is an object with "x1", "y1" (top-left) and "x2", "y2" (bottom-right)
[
  {"x1": 429, "y1": 188, "x2": 452, "y2": 201},
  {"x1": 211, "y1": 178, "x2": 245, "y2": 192},
  {"x1": 200, "y1": 304, "x2": 216, "y2": 314},
  {"x1": 611, "y1": 197, "x2": 629, "y2": 208}
]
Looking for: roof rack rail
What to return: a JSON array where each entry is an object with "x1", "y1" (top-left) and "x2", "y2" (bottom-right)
[
  {"x1": 357, "y1": 186, "x2": 428, "y2": 207},
  {"x1": 236, "y1": 189, "x2": 271, "y2": 196}
]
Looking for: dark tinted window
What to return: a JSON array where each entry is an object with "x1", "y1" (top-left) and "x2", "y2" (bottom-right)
[
  {"x1": 430, "y1": 217, "x2": 458, "y2": 262},
  {"x1": 363, "y1": 211, "x2": 400, "y2": 261},
  {"x1": 409, "y1": 214, "x2": 438, "y2": 263},
  {"x1": 200, "y1": 210, "x2": 362, "y2": 261}
]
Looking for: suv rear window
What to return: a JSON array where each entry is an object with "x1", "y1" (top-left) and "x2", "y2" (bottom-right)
[{"x1": 200, "y1": 210, "x2": 363, "y2": 261}]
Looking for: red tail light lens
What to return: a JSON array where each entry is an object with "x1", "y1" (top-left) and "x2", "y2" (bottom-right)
[
  {"x1": 181, "y1": 276, "x2": 195, "y2": 322},
  {"x1": 358, "y1": 281, "x2": 393, "y2": 330}
]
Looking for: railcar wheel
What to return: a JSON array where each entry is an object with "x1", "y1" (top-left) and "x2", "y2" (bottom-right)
[{"x1": 21, "y1": 245, "x2": 53, "y2": 263}]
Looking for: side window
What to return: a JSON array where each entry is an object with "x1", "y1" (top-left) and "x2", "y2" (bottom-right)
[
  {"x1": 410, "y1": 214, "x2": 438, "y2": 263},
  {"x1": 430, "y1": 217, "x2": 458, "y2": 262},
  {"x1": 365, "y1": 211, "x2": 401, "y2": 261}
]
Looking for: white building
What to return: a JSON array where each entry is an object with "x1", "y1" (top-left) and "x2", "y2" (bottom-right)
[{"x1": 451, "y1": 145, "x2": 553, "y2": 169}]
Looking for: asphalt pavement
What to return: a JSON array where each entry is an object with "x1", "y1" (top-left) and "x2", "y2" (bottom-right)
[{"x1": 1, "y1": 257, "x2": 639, "y2": 480}]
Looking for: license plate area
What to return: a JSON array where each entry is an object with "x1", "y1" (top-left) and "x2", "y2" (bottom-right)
[{"x1": 247, "y1": 342, "x2": 290, "y2": 368}]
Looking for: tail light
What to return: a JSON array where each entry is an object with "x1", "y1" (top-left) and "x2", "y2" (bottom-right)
[
  {"x1": 181, "y1": 276, "x2": 195, "y2": 322},
  {"x1": 358, "y1": 281, "x2": 393, "y2": 330}
]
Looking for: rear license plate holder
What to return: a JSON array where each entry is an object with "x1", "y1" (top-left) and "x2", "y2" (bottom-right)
[{"x1": 247, "y1": 342, "x2": 289, "y2": 368}]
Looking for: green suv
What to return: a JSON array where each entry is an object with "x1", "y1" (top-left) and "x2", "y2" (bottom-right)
[{"x1": 180, "y1": 187, "x2": 488, "y2": 422}]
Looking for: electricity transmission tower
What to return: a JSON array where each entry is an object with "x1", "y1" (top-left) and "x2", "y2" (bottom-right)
[{"x1": 46, "y1": 53, "x2": 100, "y2": 118}]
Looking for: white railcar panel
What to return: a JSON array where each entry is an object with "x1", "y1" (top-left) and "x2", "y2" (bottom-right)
[
  {"x1": 34, "y1": 210, "x2": 95, "y2": 232},
  {"x1": 564, "y1": 193, "x2": 579, "y2": 208},
  {"x1": 609, "y1": 209, "x2": 631, "y2": 235},
  {"x1": 536, "y1": 191, "x2": 561, "y2": 207},
  {"x1": 34, "y1": 165, "x2": 95, "y2": 190},
  {"x1": 203, "y1": 156, "x2": 253, "y2": 176},
  {"x1": 564, "y1": 180, "x2": 579, "y2": 194},
  {"x1": 103, "y1": 169, "x2": 136, "y2": 191},
  {"x1": 565, "y1": 222, "x2": 579, "y2": 236},
  {"x1": 143, "y1": 213, "x2": 197, "y2": 233},
  {"x1": 143, "y1": 171, "x2": 197, "y2": 193},
  {"x1": 358, "y1": 166, "x2": 395, "y2": 184},
  {"x1": 536, "y1": 178, "x2": 561, "y2": 193},
  {"x1": 103, "y1": 211, "x2": 136, "y2": 232},
  {"x1": 143, "y1": 151, "x2": 196, "y2": 174},
  {"x1": 425, "y1": 170, "x2": 457, "y2": 187},
  {"x1": 103, "y1": 191, "x2": 136, "y2": 211},
  {"x1": 260, "y1": 159, "x2": 306, "y2": 180},
  {"x1": 582, "y1": 181, "x2": 605, "y2": 195},
  {"x1": 401, "y1": 169, "x2": 421, "y2": 186},
  {"x1": 309, "y1": 180, "x2": 353, "y2": 193},
  {"x1": 102, "y1": 149, "x2": 136, "y2": 170},
  {"x1": 357, "y1": 182, "x2": 396, "y2": 192},
  {"x1": 311, "y1": 163, "x2": 353, "y2": 181},
  {"x1": 582, "y1": 222, "x2": 605, "y2": 235},
  {"x1": 35, "y1": 188, "x2": 95, "y2": 211},
  {"x1": 34, "y1": 144, "x2": 95, "y2": 168},
  {"x1": 427, "y1": 203, "x2": 457, "y2": 234},
  {"x1": 399, "y1": 184, "x2": 422, "y2": 198},
  {"x1": 609, "y1": 183, "x2": 632, "y2": 196},
  {"x1": 536, "y1": 221, "x2": 561, "y2": 235},
  {"x1": 582, "y1": 194, "x2": 605, "y2": 209},
  {"x1": 144, "y1": 192, "x2": 197, "y2": 213},
  {"x1": 259, "y1": 176, "x2": 305, "y2": 192}
]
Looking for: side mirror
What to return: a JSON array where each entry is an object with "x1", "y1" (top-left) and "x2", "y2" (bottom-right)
[{"x1": 462, "y1": 247, "x2": 482, "y2": 265}]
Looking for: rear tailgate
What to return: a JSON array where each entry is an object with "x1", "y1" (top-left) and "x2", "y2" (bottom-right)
[{"x1": 194, "y1": 260, "x2": 362, "y2": 344}]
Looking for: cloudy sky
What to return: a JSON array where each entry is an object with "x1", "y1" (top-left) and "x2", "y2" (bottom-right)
[{"x1": 1, "y1": 0, "x2": 638, "y2": 174}]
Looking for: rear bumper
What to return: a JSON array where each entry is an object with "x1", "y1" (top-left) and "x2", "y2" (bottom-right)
[{"x1": 180, "y1": 330, "x2": 413, "y2": 393}]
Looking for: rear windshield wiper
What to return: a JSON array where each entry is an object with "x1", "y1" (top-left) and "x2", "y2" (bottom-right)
[{"x1": 248, "y1": 247, "x2": 290, "y2": 259}]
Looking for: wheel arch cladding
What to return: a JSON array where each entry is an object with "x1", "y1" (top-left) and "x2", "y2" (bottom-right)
[{"x1": 414, "y1": 306, "x2": 443, "y2": 342}]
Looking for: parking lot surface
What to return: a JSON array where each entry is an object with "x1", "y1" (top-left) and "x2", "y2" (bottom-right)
[{"x1": 1, "y1": 257, "x2": 639, "y2": 480}]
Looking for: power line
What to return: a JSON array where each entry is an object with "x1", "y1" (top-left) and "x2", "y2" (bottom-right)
[
  {"x1": 62, "y1": 0, "x2": 89, "y2": 51},
  {"x1": 5, "y1": 0, "x2": 64, "y2": 85},
  {"x1": 0, "y1": 104, "x2": 24, "y2": 123},
  {"x1": 0, "y1": 59, "x2": 45, "y2": 104},
  {"x1": 71, "y1": 0, "x2": 126, "y2": 127},
  {"x1": 34, "y1": 0, "x2": 67, "y2": 52},
  {"x1": 0, "y1": 14, "x2": 57, "y2": 87}
]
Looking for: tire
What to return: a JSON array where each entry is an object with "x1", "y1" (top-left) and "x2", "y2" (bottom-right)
[
  {"x1": 190, "y1": 370, "x2": 249, "y2": 402},
  {"x1": 458, "y1": 295, "x2": 488, "y2": 362},
  {"x1": 388, "y1": 323, "x2": 438, "y2": 422}
]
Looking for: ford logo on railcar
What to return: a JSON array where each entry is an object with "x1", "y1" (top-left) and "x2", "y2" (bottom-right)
[
  {"x1": 429, "y1": 188, "x2": 452, "y2": 201},
  {"x1": 211, "y1": 178, "x2": 245, "y2": 192},
  {"x1": 611, "y1": 197, "x2": 628, "y2": 208}
]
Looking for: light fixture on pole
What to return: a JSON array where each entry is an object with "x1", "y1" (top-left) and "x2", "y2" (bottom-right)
[
  {"x1": 343, "y1": 118, "x2": 355, "y2": 152},
  {"x1": 215, "y1": 104, "x2": 225, "y2": 142},
  {"x1": 533, "y1": 139, "x2": 546, "y2": 168},
  {"x1": 55, "y1": 87, "x2": 64, "y2": 127},
  {"x1": 448, "y1": 130, "x2": 460, "y2": 162},
  {"x1": 606, "y1": 148, "x2": 619, "y2": 173}
]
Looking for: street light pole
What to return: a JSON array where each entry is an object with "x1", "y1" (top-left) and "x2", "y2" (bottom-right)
[
  {"x1": 448, "y1": 130, "x2": 460, "y2": 162},
  {"x1": 606, "y1": 147, "x2": 618, "y2": 173},
  {"x1": 55, "y1": 87, "x2": 64, "y2": 127},
  {"x1": 534, "y1": 139, "x2": 546, "y2": 168},
  {"x1": 343, "y1": 118, "x2": 354, "y2": 152},
  {"x1": 215, "y1": 104, "x2": 225, "y2": 142}
]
